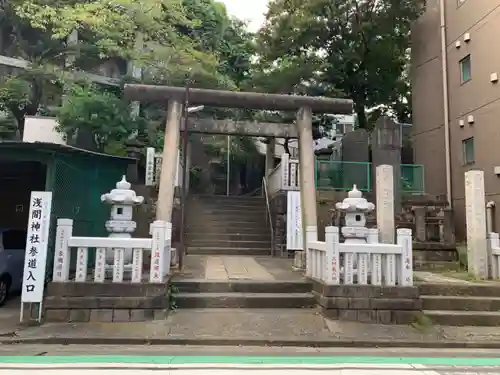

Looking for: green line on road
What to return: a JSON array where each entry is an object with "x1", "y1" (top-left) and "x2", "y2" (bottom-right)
[{"x1": 0, "y1": 356, "x2": 499, "y2": 366}]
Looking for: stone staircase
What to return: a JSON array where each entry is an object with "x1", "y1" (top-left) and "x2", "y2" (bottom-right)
[
  {"x1": 420, "y1": 283, "x2": 500, "y2": 326},
  {"x1": 185, "y1": 195, "x2": 272, "y2": 256},
  {"x1": 173, "y1": 280, "x2": 315, "y2": 309},
  {"x1": 176, "y1": 194, "x2": 315, "y2": 310}
]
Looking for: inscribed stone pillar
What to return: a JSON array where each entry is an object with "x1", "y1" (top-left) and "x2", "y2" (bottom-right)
[
  {"x1": 413, "y1": 206, "x2": 427, "y2": 242},
  {"x1": 265, "y1": 138, "x2": 275, "y2": 176},
  {"x1": 156, "y1": 100, "x2": 183, "y2": 222},
  {"x1": 465, "y1": 170, "x2": 488, "y2": 279},
  {"x1": 376, "y1": 165, "x2": 395, "y2": 244},
  {"x1": 297, "y1": 107, "x2": 317, "y2": 268},
  {"x1": 341, "y1": 129, "x2": 370, "y2": 189},
  {"x1": 442, "y1": 208, "x2": 455, "y2": 245},
  {"x1": 371, "y1": 116, "x2": 402, "y2": 213}
]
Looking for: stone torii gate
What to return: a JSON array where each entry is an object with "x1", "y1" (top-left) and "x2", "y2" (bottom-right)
[{"x1": 124, "y1": 84, "x2": 353, "y2": 237}]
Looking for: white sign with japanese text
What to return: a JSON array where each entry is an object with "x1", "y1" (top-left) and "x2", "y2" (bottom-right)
[
  {"x1": 286, "y1": 191, "x2": 303, "y2": 250},
  {"x1": 21, "y1": 192, "x2": 52, "y2": 303},
  {"x1": 145, "y1": 147, "x2": 155, "y2": 186}
]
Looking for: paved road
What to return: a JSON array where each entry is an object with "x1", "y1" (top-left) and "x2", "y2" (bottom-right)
[{"x1": 0, "y1": 345, "x2": 498, "y2": 374}]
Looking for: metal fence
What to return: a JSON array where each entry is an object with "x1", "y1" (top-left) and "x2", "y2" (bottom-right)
[
  {"x1": 315, "y1": 160, "x2": 371, "y2": 191},
  {"x1": 315, "y1": 160, "x2": 425, "y2": 194},
  {"x1": 400, "y1": 164, "x2": 425, "y2": 194},
  {"x1": 48, "y1": 151, "x2": 132, "y2": 271}
]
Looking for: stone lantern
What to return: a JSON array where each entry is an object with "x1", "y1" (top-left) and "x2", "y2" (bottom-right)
[
  {"x1": 335, "y1": 185, "x2": 375, "y2": 244},
  {"x1": 101, "y1": 176, "x2": 144, "y2": 266}
]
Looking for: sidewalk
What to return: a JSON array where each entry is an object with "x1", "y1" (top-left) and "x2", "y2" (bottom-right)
[{"x1": 4, "y1": 308, "x2": 500, "y2": 348}]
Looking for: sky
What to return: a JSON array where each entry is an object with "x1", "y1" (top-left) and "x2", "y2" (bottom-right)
[{"x1": 219, "y1": 0, "x2": 269, "y2": 32}]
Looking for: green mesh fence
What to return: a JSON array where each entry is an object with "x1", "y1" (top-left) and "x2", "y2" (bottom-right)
[
  {"x1": 315, "y1": 160, "x2": 371, "y2": 191},
  {"x1": 401, "y1": 164, "x2": 425, "y2": 194},
  {"x1": 48, "y1": 152, "x2": 131, "y2": 274},
  {"x1": 315, "y1": 160, "x2": 425, "y2": 193}
]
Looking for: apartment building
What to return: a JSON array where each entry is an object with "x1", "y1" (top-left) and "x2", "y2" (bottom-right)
[{"x1": 412, "y1": 0, "x2": 500, "y2": 238}]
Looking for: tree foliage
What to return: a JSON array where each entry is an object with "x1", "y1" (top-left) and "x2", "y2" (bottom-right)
[
  {"x1": 0, "y1": 0, "x2": 72, "y2": 138},
  {"x1": 256, "y1": 0, "x2": 422, "y2": 128},
  {"x1": 57, "y1": 83, "x2": 144, "y2": 152},
  {"x1": 0, "y1": 0, "x2": 256, "y2": 144}
]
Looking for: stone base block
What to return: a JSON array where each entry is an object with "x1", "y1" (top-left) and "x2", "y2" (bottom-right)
[
  {"x1": 313, "y1": 281, "x2": 421, "y2": 325},
  {"x1": 43, "y1": 281, "x2": 170, "y2": 323},
  {"x1": 293, "y1": 251, "x2": 306, "y2": 269}
]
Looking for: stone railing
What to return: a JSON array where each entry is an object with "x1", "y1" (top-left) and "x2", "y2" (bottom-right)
[
  {"x1": 306, "y1": 226, "x2": 413, "y2": 286},
  {"x1": 267, "y1": 153, "x2": 299, "y2": 196},
  {"x1": 487, "y1": 233, "x2": 500, "y2": 278},
  {"x1": 52, "y1": 219, "x2": 172, "y2": 284}
]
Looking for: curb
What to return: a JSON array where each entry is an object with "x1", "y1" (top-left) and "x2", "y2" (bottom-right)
[{"x1": 2, "y1": 337, "x2": 500, "y2": 349}]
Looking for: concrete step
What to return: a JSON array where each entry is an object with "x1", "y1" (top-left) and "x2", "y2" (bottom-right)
[
  {"x1": 190, "y1": 195, "x2": 266, "y2": 205},
  {"x1": 423, "y1": 310, "x2": 500, "y2": 326},
  {"x1": 187, "y1": 223, "x2": 270, "y2": 232},
  {"x1": 186, "y1": 206, "x2": 266, "y2": 214},
  {"x1": 186, "y1": 239, "x2": 271, "y2": 248},
  {"x1": 187, "y1": 247, "x2": 271, "y2": 256},
  {"x1": 418, "y1": 283, "x2": 500, "y2": 297},
  {"x1": 44, "y1": 296, "x2": 165, "y2": 309},
  {"x1": 421, "y1": 295, "x2": 500, "y2": 311},
  {"x1": 185, "y1": 233, "x2": 270, "y2": 242},
  {"x1": 187, "y1": 216, "x2": 267, "y2": 225},
  {"x1": 413, "y1": 261, "x2": 461, "y2": 271},
  {"x1": 187, "y1": 214, "x2": 266, "y2": 222},
  {"x1": 172, "y1": 280, "x2": 312, "y2": 294},
  {"x1": 175, "y1": 292, "x2": 316, "y2": 309}
]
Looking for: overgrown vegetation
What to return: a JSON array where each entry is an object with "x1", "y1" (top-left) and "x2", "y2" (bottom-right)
[{"x1": 168, "y1": 283, "x2": 178, "y2": 311}]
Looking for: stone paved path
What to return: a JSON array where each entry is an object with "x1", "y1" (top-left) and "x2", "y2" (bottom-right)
[
  {"x1": 414, "y1": 271, "x2": 472, "y2": 284},
  {"x1": 175, "y1": 255, "x2": 301, "y2": 281}
]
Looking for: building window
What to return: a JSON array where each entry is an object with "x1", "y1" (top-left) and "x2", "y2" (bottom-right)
[
  {"x1": 460, "y1": 55, "x2": 471, "y2": 83},
  {"x1": 462, "y1": 137, "x2": 475, "y2": 164}
]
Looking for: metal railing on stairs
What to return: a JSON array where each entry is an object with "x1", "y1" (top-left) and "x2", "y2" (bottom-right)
[{"x1": 262, "y1": 176, "x2": 275, "y2": 256}]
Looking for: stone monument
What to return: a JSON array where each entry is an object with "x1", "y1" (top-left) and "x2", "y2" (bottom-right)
[
  {"x1": 341, "y1": 129, "x2": 370, "y2": 189},
  {"x1": 465, "y1": 170, "x2": 488, "y2": 279},
  {"x1": 371, "y1": 116, "x2": 402, "y2": 213},
  {"x1": 101, "y1": 176, "x2": 145, "y2": 268},
  {"x1": 376, "y1": 164, "x2": 395, "y2": 244}
]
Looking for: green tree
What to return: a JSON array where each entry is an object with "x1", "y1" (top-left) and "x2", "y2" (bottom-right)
[
  {"x1": 0, "y1": 0, "x2": 71, "y2": 138},
  {"x1": 57, "y1": 83, "x2": 145, "y2": 153},
  {"x1": 179, "y1": 0, "x2": 256, "y2": 88},
  {"x1": 0, "y1": 0, "x2": 222, "y2": 139},
  {"x1": 256, "y1": 0, "x2": 422, "y2": 129}
]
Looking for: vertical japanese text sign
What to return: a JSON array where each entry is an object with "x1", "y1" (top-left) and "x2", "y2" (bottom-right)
[
  {"x1": 145, "y1": 147, "x2": 155, "y2": 186},
  {"x1": 21, "y1": 192, "x2": 52, "y2": 304}
]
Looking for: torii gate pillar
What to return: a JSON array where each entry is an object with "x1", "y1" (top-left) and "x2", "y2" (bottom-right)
[{"x1": 297, "y1": 107, "x2": 318, "y2": 265}]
